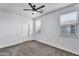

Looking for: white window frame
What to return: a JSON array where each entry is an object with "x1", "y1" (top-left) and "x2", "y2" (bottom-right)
[{"x1": 59, "y1": 11, "x2": 78, "y2": 37}]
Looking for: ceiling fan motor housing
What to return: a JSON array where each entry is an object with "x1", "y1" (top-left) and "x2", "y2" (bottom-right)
[{"x1": 33, "y1": 5, "x2": 36, "y2": 8}]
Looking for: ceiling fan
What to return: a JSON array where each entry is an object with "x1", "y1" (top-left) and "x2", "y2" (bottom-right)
[{"x1": 23, "y1": 3, "x2": 45, "y2": 14}]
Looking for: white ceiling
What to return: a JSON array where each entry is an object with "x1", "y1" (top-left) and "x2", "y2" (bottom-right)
[{"x1": 0, "y1": 3, "x2": 73, "y2": 18}]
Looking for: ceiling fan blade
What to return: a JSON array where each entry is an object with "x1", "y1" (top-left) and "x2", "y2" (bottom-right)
[
  {"x1": 24, "y1": 9, "x2": 32, "y2": 11},
  {"x1": 28, "y1": 3, "x2": 34, "y2": 10},
  {"x1": 36, "y1": 5, "x2": 45, "y2": 10}
]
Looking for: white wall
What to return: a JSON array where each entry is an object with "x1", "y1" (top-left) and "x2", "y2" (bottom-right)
[
  {"x1": 0, "y1": 11, "x2": 32, "y2": 48},
  {"x1": 34, "y1": 4, "x2": 79, "y2": 55}
]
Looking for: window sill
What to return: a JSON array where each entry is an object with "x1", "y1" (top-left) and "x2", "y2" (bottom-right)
[{"x1": 60, "y1": 34, "x2": 79, "y2": 39}]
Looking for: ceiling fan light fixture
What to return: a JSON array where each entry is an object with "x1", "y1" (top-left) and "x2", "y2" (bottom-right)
[{"x1": 32, "y1": 11, "x2": 38, "y2": 14}]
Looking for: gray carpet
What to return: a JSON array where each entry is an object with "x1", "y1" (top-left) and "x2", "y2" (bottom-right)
[{"x1": 0, "y1": 40, "x2": 78, "y2": 56}]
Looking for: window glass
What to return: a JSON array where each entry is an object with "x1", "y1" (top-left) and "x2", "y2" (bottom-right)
[
  {"x1": 59, "y1": 11, "x2": 78, "y2": 36},
  {"x1": 61, "y1": 25, "x2": 76, "y2": 35},
  {"x1": 71, "y1": 25, "x2": 75, "y2": 34},
  {"x1": 35, "y1": 20, "x2": 41, "y2": 31}
]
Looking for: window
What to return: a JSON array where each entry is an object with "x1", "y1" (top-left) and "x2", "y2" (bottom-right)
[
  {"x1": 35, "y1": 20, "x2": 41, "y2": 32},
  {"x1": 61, "y1": 25, "x2": 76, "y2": 35},
  {"x1": 59, "y1": 11, "x2": 78, "y2": 36}
]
